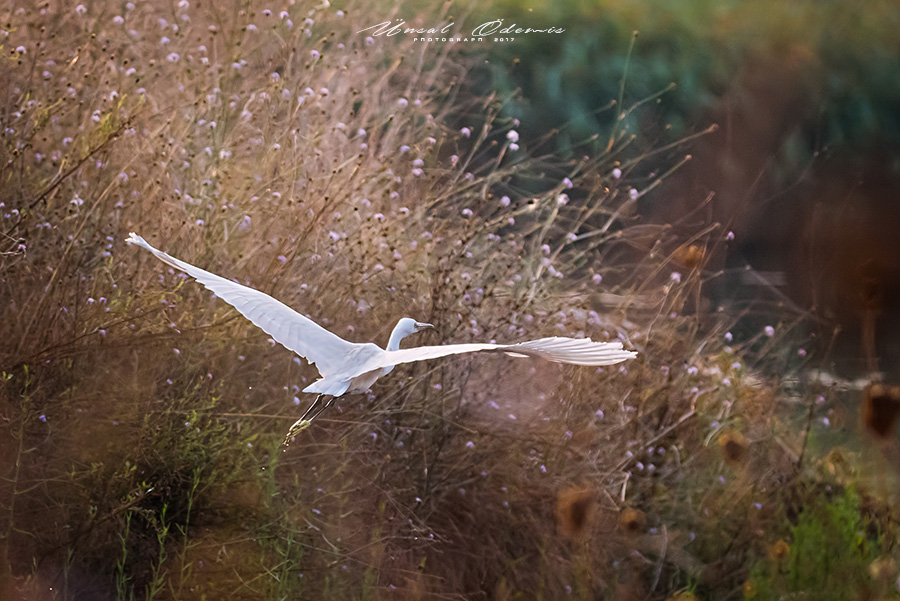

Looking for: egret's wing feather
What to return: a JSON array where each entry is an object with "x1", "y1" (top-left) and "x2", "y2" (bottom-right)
[
  {"x1": 126, "y1": 233, "x2": 357, "y2": 376},
  {"x1": 502, "y1": 337, "x2": 637, "y2": 366},
  {"x1": 362, "y1": 337, "x2": 636, "y2": 373}
]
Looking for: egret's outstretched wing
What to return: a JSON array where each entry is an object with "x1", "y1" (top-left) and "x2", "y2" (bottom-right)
[
  {"x1": 358, "y1": 337, "x2": 636, "y2": 373},
  {"x1": 126, "y1": 233, "x2": 358, "y2": 377}
]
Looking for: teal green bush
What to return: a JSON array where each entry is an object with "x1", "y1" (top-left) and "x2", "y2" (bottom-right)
[{"x1": 474, "y1": 0, "x2": 900, "y2": 159}]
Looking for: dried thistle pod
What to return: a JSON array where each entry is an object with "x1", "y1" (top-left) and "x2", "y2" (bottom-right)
[
  {"x1": 822, "y1": 446, "x2": 855, "y2": 482},
  {"x1": 618, "y1": 507, "x2": 646, "y2": 534},
  {"x1": 768, "y1": 538, "x2": 790, "y2": 562},
  {"x1": 555, "y1": 485, "x2": 596, "y2": 539},
  {"x1": 717, "y1": 429, "x2": 749, "y2": 465},
  {"x1": 861, "y1": 383, "x2": 900, "y2": 439},
  {"x1": 673, "y1": 244, "x2": 707, "y2": 271},
  {"x1": 868, "y1": 555, "x2": 897, "y2": 581}
]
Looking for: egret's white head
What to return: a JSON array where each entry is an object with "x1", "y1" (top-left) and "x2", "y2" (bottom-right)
[
  {"x1": 387, "y1": 317, "x2": 433, "y2": 350},
  {"x1": 398, "y1": 317, "x2": 433, "y2": 335}
]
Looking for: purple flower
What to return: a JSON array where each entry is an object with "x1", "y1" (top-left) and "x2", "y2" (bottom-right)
[
  {"x1": 460, "y1": 127, "x2": 471, "y2": 138},
  {"x1": 562, "y1": 177, "x2": 573, "y2": 189},
  {"x1": 506, "y1": 130, "x2": 519, "y2": 143},
  {"x1": 612, "y1": 167, "x2": 622, "y2": 179},
  {"x1": 764, "y1": 325, "x2": 775, "y2": 337}
]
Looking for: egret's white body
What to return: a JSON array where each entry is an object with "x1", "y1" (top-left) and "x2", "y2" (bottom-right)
[{"x1": 126, "y1": 233, "x2": 637, "y2": 437}]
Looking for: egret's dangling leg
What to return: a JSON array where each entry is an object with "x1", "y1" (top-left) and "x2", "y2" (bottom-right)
[{"x1": 283, "y1": 394, "x2": 335, "y2": 446}]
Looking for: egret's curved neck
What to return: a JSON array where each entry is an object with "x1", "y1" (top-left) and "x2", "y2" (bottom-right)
[{"x1": 386, "y1": 323, "x2": 410, "y2": 352}]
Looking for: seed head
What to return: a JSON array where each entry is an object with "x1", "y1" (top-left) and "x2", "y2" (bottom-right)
[
  {"x1": 618, "y1": 507, "x2": 645, "y2": 534},
  {"x1": 717, "y1": 429, "x2": 748, "y2": 465},
  {"x1": 862, "y1": 383, "x2": 900, "y2": 439},
  {"x1": 556, "y1": 485, "x2": 595, "y2": 539},
  {"x1": 768, "y1": 539, "x2": 790, "y2": 562}
]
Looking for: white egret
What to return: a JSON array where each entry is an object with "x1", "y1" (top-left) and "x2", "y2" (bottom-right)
[{"x1": 126, "y1": 233, "x2": 637, "y2": 442}]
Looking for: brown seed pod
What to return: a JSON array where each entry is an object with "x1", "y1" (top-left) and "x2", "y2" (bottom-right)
[
  {"x1": 673, "y1": 244, "x2": 708, "y2": 271},
  {"x1": 556, "y1": 485, "x2": 596, "y2": 539},
  {"x1": 768, "y1": 539, "x2": 790, "y2": 562},
  {"x1": 717, "y1": 429, "x2": 749, "y2": 464},
  {"x1": 618, "y1": 507, "x2": 646, "y2": 534},
  {"x1": 861, "y1": 383, "x2": 900, "y2": 439}
]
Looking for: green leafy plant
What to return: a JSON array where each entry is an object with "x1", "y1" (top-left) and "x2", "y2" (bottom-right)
[{"x1": 745, "y1": 487, "x2": 886, "y2": 601}]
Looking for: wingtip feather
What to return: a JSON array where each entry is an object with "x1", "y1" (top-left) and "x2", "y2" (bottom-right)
[{"x1": 126, "y1": 232, "x2": 150, "y2": 249}]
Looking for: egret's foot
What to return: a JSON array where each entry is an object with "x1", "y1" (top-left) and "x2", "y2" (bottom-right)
[
  {"x1": 281, "y1": 395, "x2": 335, "y2": 448},
  {"x1": 283, "y1": 417, "x2": 312, "y2": 447}
]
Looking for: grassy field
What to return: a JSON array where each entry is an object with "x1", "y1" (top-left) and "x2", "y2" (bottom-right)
[{"x1": 1, "y1": 1, "x2": 898, "y2": 600}]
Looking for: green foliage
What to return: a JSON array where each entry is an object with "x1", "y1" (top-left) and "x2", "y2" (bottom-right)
[{"x1": 747, "y1": 488, "x2": 883, "y2": 601}]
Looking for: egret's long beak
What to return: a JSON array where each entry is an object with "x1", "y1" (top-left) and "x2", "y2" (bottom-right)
[{"x1": 414, "y1": 321, "x2": 434, "y2": 332}]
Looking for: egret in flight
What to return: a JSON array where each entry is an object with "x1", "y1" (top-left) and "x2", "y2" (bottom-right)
[{"x1": 126, "y1": 233, "x2": 636, "y2": 442}]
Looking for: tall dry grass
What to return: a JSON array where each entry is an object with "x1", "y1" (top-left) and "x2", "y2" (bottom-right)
[{"x1": 1, "y1": 1, "x2": 897, "y2": 600}]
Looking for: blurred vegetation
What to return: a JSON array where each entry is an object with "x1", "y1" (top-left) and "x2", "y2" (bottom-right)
[
  {"x1": 746, "y1": 487, "x2": 888, "y2": 600},
  {"x1": 472, "y1": 0, "x2": 900, "y2": 161},
  {"x1": 0, "y1": 0, "x2": 898, "y2": 600}
]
